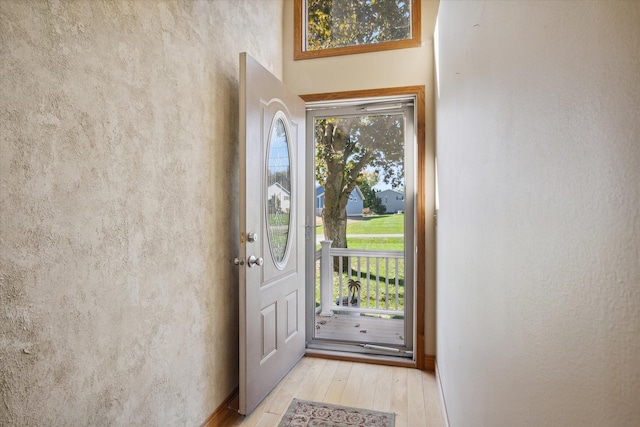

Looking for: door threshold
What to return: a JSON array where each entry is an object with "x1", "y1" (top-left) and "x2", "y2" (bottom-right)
[{"x1": 305, "y1": 348, "x2": 417, "y2": 368}]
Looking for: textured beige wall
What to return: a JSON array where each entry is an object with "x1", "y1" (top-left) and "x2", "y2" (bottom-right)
[
  {"x1": 0, "y1": 0, "x2": 283, "y2": 425},
  {"x1": 283, "y1": 0, "x2": 441, "y2": 356},
  {"x1": 436, "y1": 1, "x2": 640, "y2": 426}
]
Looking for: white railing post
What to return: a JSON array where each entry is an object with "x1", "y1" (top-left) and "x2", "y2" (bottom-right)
[{"x1": 319, "y1": 240, "x2": 334, "y2": 317}]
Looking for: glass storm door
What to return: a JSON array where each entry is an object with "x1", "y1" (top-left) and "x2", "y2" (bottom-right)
[
  {"x1": 305, "y1": 99, "x2": 416, "y2": 359},
  {"x1": 238, "y1": 53, "x2": 306, "y2": 415}
]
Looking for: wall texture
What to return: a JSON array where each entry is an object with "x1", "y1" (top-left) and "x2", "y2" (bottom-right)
[
  {"x1": 284, "y1": 0, "x2": 441, "y2": 356},
  {"x1": 436, "y1": 1, "x2": 640, "y2": 426},
  {"x1": 0, "y1": 0, "x2": 283, "y2": 425}
]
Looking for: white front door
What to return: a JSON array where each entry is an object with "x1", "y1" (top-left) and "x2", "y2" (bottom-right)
[{"x1": 238, "y1": 53, "x2": 306, "y2": 415}]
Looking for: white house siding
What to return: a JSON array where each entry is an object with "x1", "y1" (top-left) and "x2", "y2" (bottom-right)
[
  {"x1": 267, "y1": 183, "x2": 291, "y2": 213},
  {"x1": 378, "y1": 189, "x2": 405, "y2": 213},
  {"x1": 345, "y1": 188, "x2": 364, "y2": 217},
  {"x1": 316, "y1": 186, "x2": 363, "y2": 217}
]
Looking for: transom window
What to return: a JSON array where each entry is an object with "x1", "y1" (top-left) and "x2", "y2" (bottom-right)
[{"x1": 294, "y1": 0, "x2": 421, "y2": 60}]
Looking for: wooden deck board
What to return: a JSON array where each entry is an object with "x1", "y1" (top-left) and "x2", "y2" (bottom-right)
[{"x1": 313, "y1": 314, "x2": 405, "y2": 345}]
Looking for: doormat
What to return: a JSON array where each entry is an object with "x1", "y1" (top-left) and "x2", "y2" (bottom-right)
[{"x1": 278, "y1": 398, "x2": 395, "y2": 426}]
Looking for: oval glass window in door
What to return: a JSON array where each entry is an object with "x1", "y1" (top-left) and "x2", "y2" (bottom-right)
[{"x1": 266, "y1": 113, "x2": 292, "y2": 268}]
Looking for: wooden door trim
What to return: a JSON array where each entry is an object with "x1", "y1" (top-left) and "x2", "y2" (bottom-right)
[
  {"x1": 301, "y1": 86, "x2": 426, "y2": 369},
  {"x1": 200, "y1": 386, "x2": 239, "y2": 427}
]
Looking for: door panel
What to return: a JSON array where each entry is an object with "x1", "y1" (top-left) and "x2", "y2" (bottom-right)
[{"x1": 238, "y1": 53, "x2": 306, "y2": 415}]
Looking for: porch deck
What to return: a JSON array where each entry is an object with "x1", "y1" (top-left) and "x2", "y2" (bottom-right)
[{"x1": 313, "y1": 314, "x2": 405, "y2": 346}]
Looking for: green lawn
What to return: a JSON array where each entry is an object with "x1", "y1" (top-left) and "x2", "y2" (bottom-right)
[
  {"x1": 347, "y1": 214, "x2": 404, "y2": 234},
  {"x1": 314, "y1": 236, "x2": 405, "y2": 312},
  {"x1": 313, "y1": 215, "x2": 406, "y2": 311},
  {"x1": 314, "y1": 255, "x2": 405, "y2": 312},
  {"x1": 316, "y1": 214, "x2": 404, "y2": 236},
  {"x1": 315, "y1": 237, "x2": 404, "y2": 252},
  {"x1": 346, "y1": 237, "x2": 403, "y2": 251}
]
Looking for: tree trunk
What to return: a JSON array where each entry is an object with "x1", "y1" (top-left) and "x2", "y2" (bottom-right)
[{"x1": 322, "y1": 181, "x2": 349, "y2": 272}]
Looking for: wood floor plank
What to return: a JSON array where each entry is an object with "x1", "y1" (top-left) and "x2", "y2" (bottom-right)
[
  {"x1": 407, "y1": 369, "x2": 428, "y2": 427},
  {"x1": 423, "y1": 371, "x2": 446, "y2": 427},
  {"x1": 250, "y1": 359, "x2": 294, "y2": 415},
  {"x1": 373, "y1": 366, "x2": 393, "y2": 412},
  {"x1": 253, "y1": 412, "x2": 280, "y2": 427},
  {"x1": 216, "y1": 413, "x2": 240, "y2": 427},
  {"x1": 264, "y1": 357, "x2": 310, "y2": 416},
  {"x1": 236, "y1": 401, "x2": 268, "y2": 427},
  {"x1": 239, "y1": 379, "x2": 288, "y2": 427},
  {"x1": 223, "y1": 387, "x2": 275, "y2": 427},
  {"x1": 222, "y1": 357, "x2": 446, "y2": 427},
  {"x1": 355, "y1": 363, "x2": 379, "y2": 409},
  {"x1": 323, "y1": 361, "x2": 353, "y2": 404},
  {"x1": 372, "y1": 364, "x2": 394, "y2": 412},
  {"x1": 291, "y1": 357, "x2": 327, "y2": 402},
  {"x1": 339, "y1": 361, "x2": 366, "y2": 407},
  {"x1": 390, "y1": 366, "x2": 409, "y2": 427},
  {"x1": 309, "y1": 358, "x2": 341, "y2": 402}
]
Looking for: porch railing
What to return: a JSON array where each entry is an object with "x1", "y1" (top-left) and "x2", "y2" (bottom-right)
[{"x1": 317, "y1": 240, "x2": 404, "y2": 317}]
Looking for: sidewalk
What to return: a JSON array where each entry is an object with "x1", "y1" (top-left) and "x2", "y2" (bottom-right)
[{"x1": 316, "y1": 233, "x2": 403, "y2": 243}]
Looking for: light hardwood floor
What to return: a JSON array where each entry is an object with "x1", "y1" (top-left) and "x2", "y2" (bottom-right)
[{"x1": 215, "y1": 356, "x2": 446, "y2": 427}]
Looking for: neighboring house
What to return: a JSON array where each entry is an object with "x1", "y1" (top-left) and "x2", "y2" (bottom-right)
[
  {"x1": 377, "y1": 189, "x2": 405, "y2": 213},
  {"x1": 316, "y1": 186, "x2": 364, "y2": 217},
  {"x1": 267, "y1": 182, "x2": 290, "y2": 213}
]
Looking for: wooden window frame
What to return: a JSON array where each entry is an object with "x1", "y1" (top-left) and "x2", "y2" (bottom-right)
[{"x1": 294, "y1": 0, "x2": 422, "y2": 61}]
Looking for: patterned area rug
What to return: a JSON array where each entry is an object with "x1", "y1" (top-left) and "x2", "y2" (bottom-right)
[{"x1": 278, "y1": 398, "x2": 395, "y2": 427}]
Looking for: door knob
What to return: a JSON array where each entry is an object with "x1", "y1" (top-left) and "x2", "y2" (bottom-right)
[
  {"x1": 247, "y1": 255, "x2": 264, "y2": 268},
  {"x1": 247, "y1": 232, "x2": 258, "y2": 243}
]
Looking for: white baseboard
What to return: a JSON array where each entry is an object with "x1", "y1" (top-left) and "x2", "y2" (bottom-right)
[{"x1": 435, "y1": 361, "x2": 450, "y2": 427}]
